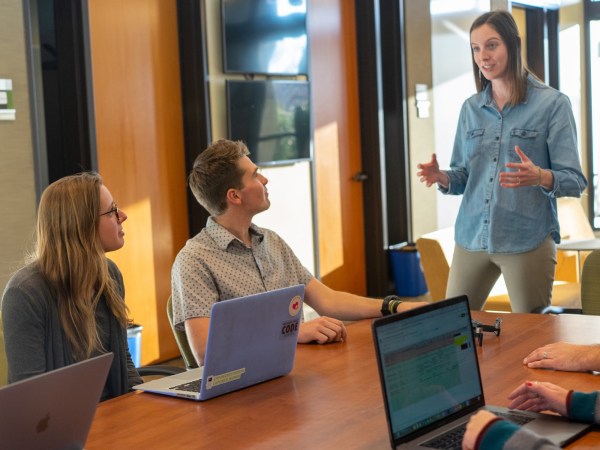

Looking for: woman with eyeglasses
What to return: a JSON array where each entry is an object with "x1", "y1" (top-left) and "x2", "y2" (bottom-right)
[{"x1": 1, "y1": 172, "x2": 142, "y2": 400}]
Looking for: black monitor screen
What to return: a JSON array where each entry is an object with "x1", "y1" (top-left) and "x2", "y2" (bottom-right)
[
  {"x1": 221, "y1": 0, "x2": 308, "y2": 75},
  {"x1": 226, "y1": 80, "x2": 311, "y2": 165}
]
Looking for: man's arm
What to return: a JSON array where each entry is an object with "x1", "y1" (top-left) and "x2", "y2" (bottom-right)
[
  {"x1": 304, "y1": 278, "x2": 427, "y2": 321},
  {"x1": 184, "y1": 317, "x2": 210, "y2": 367},
  {"x1": 523, "y1": 342, "x2": 600, "y2": 372}
]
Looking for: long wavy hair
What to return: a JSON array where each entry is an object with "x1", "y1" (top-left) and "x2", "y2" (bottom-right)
[
  {"x1": 34, "y1": 172, "x2": 129, "y2": 360},
  {"x1": 470, "y1": 10, "x2": 538, "y2": 105}
]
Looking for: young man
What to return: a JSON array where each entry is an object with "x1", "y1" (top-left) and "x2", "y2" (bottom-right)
[{"x1": 171, "y1": 139, "x2": 427, "y2": 366}]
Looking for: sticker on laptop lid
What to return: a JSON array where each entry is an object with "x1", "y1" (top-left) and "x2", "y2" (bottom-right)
[
  {"x1": 205, "y1": 368, "x2": 245, "y2": 390},
  {"x1": 289, "y1": 295, "x2": 302, "y2": 316},
  {"x1": 281, "y1": 319, "x2": 300, "y2": 339}
]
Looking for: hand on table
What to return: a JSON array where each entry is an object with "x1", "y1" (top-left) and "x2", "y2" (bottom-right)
[
  {"x1": 507, "y1": 380, "x2": 569, "y2": 417},
  {"x1": 523, "y1": 341, "x2": 600, "y2": 372},
  {"x1": 298, "y1": 316, "x2": 347, "y2": 344}
]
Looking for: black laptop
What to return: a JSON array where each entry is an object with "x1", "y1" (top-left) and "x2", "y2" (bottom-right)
[{"x1": 371, "y1": 296, "x2": 591, "y2": 449}]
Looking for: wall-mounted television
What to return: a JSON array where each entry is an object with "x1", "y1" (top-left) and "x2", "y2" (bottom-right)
[
  {"x1": 221, "y1": 0, "x2": 308, "y2": 75},
  {"x1": 226, "y1": 80, "x2": 311, "y2": 165}
]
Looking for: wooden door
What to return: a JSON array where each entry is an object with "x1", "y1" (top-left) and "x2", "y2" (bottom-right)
[
  {"x1": 310, "y1": 0, "x2": 366, "y2": 295},
  {"x1": 88, "y1": 0, "x2": 189, "y2": 364}
]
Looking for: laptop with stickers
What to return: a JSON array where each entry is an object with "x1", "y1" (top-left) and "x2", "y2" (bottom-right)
[
  {"x1": 134, "y1": 284, "x2": 304, "y2": 401},
  {"x1": 0, "y1": 352, "x2": 113, "y2": 450},
  {"x1": 372, "y1": 295, "x2": 591, "y2": 449}
]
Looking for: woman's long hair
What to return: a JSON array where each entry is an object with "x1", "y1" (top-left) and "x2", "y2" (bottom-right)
[
  {"x1": 34, "y1": 172, "x2": 129, "y2": 360},
  {"x1": 470, "y1": 10, "x2": 539, "y2": 105}
]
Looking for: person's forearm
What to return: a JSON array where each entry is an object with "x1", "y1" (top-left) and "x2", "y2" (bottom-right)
[
  {"x1": 323, "y1": 292, "x2": 382, "y2": 321},
  {"x1": 580, "y1": 345, "x2": 600, "y2": 371},
  {"x1": 538, "y1": 167, "x2": 554, "y2": 190},
  {"x1": 436, "y1": 170, "x2": 449, "y2": 189}
]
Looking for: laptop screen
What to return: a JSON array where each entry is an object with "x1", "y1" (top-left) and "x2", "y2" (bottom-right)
[{"x1": 373, "y1": 296, "x2": 484, "y2": 443}]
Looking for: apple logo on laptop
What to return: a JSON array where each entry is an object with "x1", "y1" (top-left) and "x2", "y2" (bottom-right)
[{"x1": 36, "y1": 413, "x2": 50, "y2": 433}]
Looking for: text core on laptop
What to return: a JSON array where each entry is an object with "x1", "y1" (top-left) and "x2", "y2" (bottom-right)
[
  {"x1": 372, "y1": 295, "x2": 591, "y2": 450},
  {"x1": 134, "y1": 284, "x2": 304, "y2": 401},
  {"x1": 0, "y1": 352, "x2": 113, "y2": 450}
]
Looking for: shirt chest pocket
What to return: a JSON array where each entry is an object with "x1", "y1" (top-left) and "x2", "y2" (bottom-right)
[
  {"x1": 464, "y1": 128, "x2": 485, "y2": 159},
  {"x1": 509, "y1": 129, "x2": 540, "y2": 161}
]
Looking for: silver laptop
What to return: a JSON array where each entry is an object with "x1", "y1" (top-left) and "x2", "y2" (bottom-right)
[
  {"x1": 372, "y1": 295, "x2": 591, "y2": 449},
  {"x1": 0, "y1": 352, "x2": 113, "y2": 450},
  {"x1": 134, "y1": 284, "x2": 304, "y2": 401}
]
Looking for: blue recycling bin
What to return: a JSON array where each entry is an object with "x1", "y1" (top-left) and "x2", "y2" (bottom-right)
[
  {"x1": 388, "y1": 243, "x2": 428, "y2": 297},
  {"x1": 127, "y1": 324, "x2": 143, "y2": 368}
]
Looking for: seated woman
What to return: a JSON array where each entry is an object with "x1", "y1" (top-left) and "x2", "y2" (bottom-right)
[
  {"x1": 463, "y1": 380, "x2": 599, "y2": 449},
  {"x1": 1, "y1": 172, "x2": 142, "y2": 400}
]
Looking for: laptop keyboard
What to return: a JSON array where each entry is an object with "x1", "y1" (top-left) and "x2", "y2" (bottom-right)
[
  {"x1": 421, "y1": 411, "x2": 534, "y2": 449},
  {"x1": 495, "y1": 411, "x2": 535, "y2": 426},
  {"x1": 422, "y1": 426, "x2": 465, "y2": 450},
  {"x1": 169, "y1": 378, "x2": 201, "y2": 393}
]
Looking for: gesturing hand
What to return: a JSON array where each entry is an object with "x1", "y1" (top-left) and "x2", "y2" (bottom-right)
[
  {"x1": 417, "y1": 154, "x2": 448, "y2": 188},
  {"x1": 499, "y1": 146, "x2": 541, "y2": 188}
]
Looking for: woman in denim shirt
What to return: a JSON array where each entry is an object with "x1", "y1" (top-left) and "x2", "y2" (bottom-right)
[{"x1": 417, "y1": 10, "x2": 587, "y2": 313}]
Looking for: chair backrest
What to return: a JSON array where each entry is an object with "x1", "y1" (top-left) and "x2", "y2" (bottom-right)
[
  {"x1": 416, "y1": 231, "x2": 452, "y2": 302},
  {"x1": 581, "y1": 249, "x2": 600, "y2": 315},
  {"x1": 166, "y1": 295, "x2": 198, "y2": 369},
  {"x1": 0, "y1": 314, "x2": 8, "y2": 386},
  {"x1": 556, "y1": 197, "x2": 595, "y2": 282}
]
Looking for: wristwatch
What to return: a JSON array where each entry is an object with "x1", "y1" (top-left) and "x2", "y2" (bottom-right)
[{"x1": 381, "y1": 295, "x2": 403, "y2": 316}]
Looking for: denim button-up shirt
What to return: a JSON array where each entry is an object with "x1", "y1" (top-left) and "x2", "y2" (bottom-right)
[{"x1": 441, "y1": 76, "x2": 587, "y2": 254}]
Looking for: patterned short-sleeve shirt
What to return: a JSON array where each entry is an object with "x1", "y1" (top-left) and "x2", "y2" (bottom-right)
[{"x1": 171, "y1": 217, "x2": 314, "y2": 330}]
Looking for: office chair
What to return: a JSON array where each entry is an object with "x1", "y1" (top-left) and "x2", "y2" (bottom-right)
[
  {"x1": 0, "y1": 315, "x2": 7, "y2": 387},
  {"x1": 416, "y1": 228, "x2": 511, "y2": 310},
  {"x1": 580, "y1": 249, "x2": 600, "y2": 315},
  {"x1": 166, "y1": 296, "x2": 198, "y2": 370},
  {"x1": 417, "y1": 228, "x2": 581, "y2": 312}
]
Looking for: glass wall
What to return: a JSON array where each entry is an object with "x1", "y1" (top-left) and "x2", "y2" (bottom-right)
[
  {"x1": 590, "y1": 19, "x2": 600, "y2": 226},
  {"x1": 586, "y1": 0, "x2": 600, "y2": 227}
]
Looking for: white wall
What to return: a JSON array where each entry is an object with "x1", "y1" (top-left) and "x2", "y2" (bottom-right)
[{"x1": 430, "y1": 2, "x2": 490, "y2": 229}]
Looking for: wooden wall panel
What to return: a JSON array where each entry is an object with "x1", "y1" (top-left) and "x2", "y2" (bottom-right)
[
  {"x1": 310, "y1": 0, "x2": 366, "y2": 294},
  {"x1": 88, "y1": 0, "x2": 188, "y2": 364}
]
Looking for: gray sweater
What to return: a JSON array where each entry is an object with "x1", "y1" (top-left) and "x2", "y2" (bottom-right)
[{"x1": 1, "y1": 259, "x2": 142, "y2": 400}]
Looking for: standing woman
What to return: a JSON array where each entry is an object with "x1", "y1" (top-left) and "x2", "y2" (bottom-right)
[
  {"x1": 417, "y1": 10, "x2": 587, "y2": 313},
  {"x1": 1, "y1": 172, "x2": 142, "y2": 400}
]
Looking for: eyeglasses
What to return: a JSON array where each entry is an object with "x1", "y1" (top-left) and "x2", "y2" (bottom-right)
[{"x1": 99, "y1": 204, "x2": 121, "y2": 221}]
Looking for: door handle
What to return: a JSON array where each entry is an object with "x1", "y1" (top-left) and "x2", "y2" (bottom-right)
[{"x1": 352, "y1": 172, "x2": 368, "y2": 182}]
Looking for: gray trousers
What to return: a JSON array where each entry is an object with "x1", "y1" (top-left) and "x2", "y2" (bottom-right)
[{"x1": 446, "y1": 236, "x2": 556, "y2": 313}]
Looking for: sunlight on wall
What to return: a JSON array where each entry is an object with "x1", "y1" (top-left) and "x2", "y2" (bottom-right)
[
  {"x1": 106, "y1": 197, "x2": 158, "y2": 363},
  {"x1": 313, "y1": 121, "x2": 344, "y2": 277}
]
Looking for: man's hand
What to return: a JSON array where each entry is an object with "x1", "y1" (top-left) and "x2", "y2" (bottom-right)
[
  {"x1": 298, "y1": 316, "x2": 347, "y2": 344},
  {"x1": 523, "y1": 342, "x2": 600, "y2": 372}
]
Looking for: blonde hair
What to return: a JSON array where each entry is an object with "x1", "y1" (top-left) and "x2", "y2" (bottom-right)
[{"x1": 35, "y1": 172, "x2": 129, "y2": 360}]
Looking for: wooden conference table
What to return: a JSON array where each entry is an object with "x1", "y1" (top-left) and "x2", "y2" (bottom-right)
[{"x1": 86, "y1": 312, "x2": 600, "y2": 449}]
